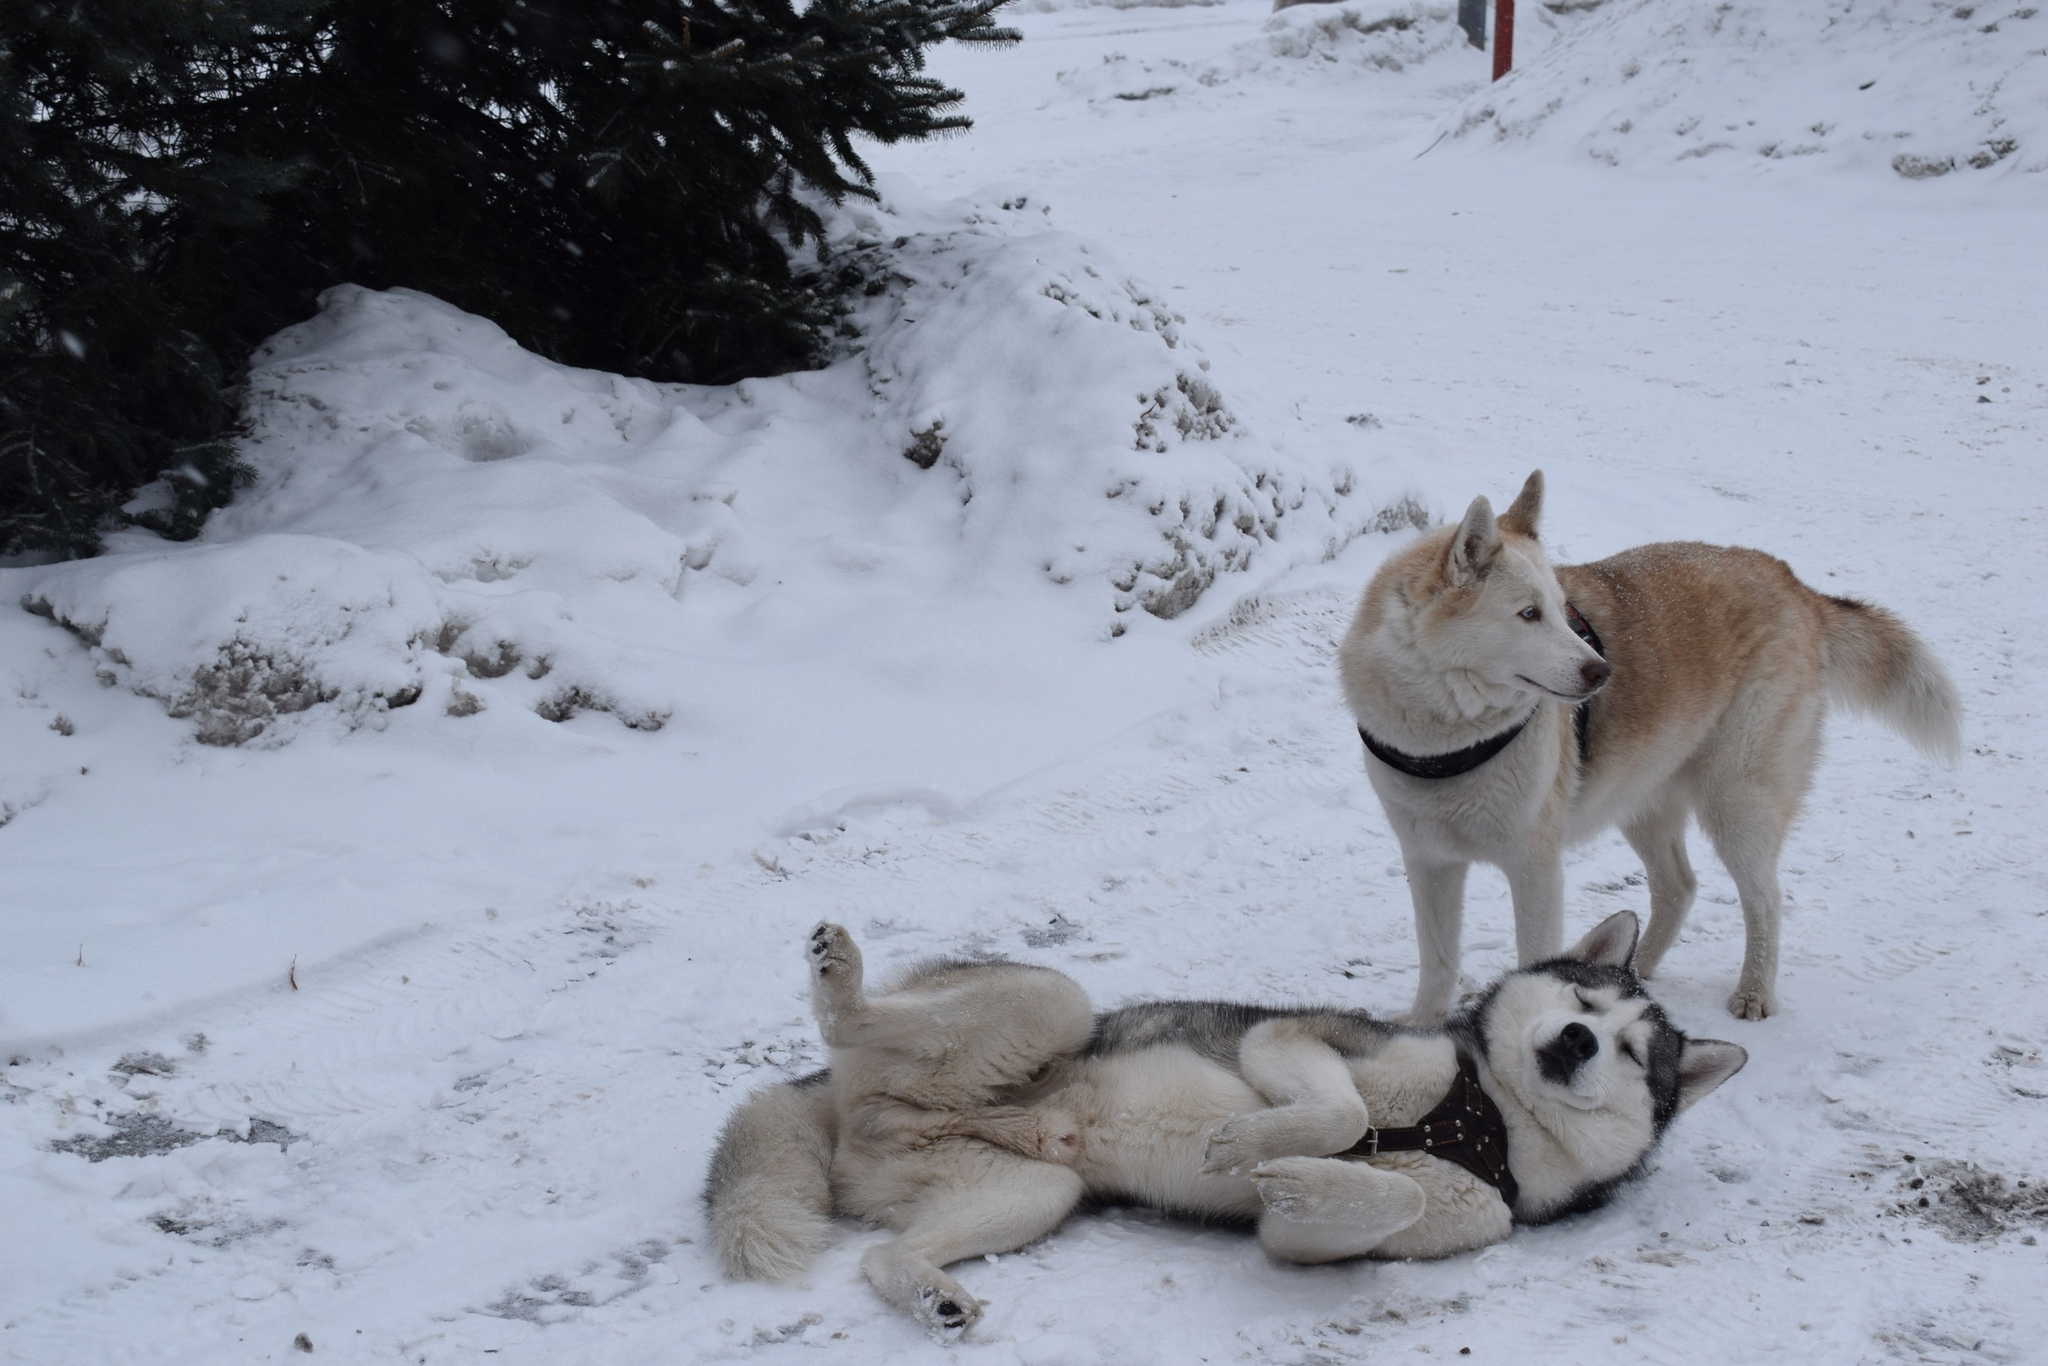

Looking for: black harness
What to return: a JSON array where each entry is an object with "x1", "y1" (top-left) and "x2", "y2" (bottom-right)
[
  {"x1": 1336, "y1": 1052, "x2": 1519, "y2": 1209},
  {"x1": 1357, "y1": 601, "x2": 1606, "y2": 781}
]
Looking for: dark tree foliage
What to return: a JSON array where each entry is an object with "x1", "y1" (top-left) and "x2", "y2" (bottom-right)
[
  {"x1": 1, "y1": 0, "x2": 1017, "y2": 558},
  {"x1": 1, "y1": 1, "x2": 307, "y2": 554}
]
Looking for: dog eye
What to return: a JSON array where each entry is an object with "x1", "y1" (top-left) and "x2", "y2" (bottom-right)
[
  {"x1": 1620, "y1": 1039, "x2": 1643, "y2": 1066},
  {"x1": 1518, "y1": 606, "x2": 1542, "y2": 622},
  {"x1": 1574, "y1": 990, "x2": 1596, "y2": 1012}
]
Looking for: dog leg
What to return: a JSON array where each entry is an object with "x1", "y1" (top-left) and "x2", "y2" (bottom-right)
[
  {"x1": 807, "y1": 921, "x2": 869, "y2": 1047},
  {"x1": 1625, "y1": 798, "x2": 1698, "y2": 979},
  {"x1": 811, "y1": 922, "x2": 1024, "y2": 1055},
  {"x1": 1699, "y1": 803, "x2": 1786, "y2": 1020},
  {"x1": 1401, "y1": 858, "x2": 1468, "y2": 1025},
  {"x1": 1502, "y1": 851, "x2": 1565, "y2": 968},
  {"x1": 859, "y1": 1158, "x2": 1084, "y2": 1342},
  {"x1": 1252, "y1": 1157, "x2": 1426, "y2": 1263},
  {"x1": 1201, "y1": 1022, "x2": 1369, "y2": 1175}
]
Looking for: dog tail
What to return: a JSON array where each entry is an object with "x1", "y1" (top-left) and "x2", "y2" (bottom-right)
[
  {"x1": 1820, "y1": 595, "x2": 1961, "y2": 765},
  {"x1": 703, "y1": 1070, "x2": 838, "y2": 1280}
]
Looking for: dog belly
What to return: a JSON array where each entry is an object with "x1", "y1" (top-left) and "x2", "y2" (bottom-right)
[{"x1": 1065, "y1": 1048, "x2": 1266, "y2": 1220}]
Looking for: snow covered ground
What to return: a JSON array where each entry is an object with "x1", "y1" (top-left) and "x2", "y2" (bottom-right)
[{"x1": 3, "y1": 1, "x2": 2045, "y2": 1361}]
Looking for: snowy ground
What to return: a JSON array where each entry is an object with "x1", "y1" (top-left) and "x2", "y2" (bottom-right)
[{"x1": 4, "y1": 1, "x2": 2046, "y2": 1361}]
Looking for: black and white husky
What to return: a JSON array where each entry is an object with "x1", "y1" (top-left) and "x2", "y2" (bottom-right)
[{"x1": 704, "y1": 912, "x2": 1746, "y2": 1340}]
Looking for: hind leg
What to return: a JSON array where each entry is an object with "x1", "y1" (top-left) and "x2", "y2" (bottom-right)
[
  {"x1": 807, "y1": 922, "x2": 871, "y2": 1046},
  {"x1": 1624, "y1": 793, "x2": 1698, "y2": 980},
  {"x1": 1698, "y1": 696, "x2": 1821, "y2": 1020},
  {"x1": 860, "y1": 1157, "x2": 1084, "y2": 1341},
  {"x1": 1701, "y1": 805, "x2": 1788, "y2": 1020}
]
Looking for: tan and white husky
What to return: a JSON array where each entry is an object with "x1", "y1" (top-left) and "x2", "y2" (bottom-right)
[
  {"x1": 704, "y1": 915, "x2": 1745, "y2": 1340},
  {"x1": 1339, "y1": 471, "x2": 1961, "y2": 1022}
]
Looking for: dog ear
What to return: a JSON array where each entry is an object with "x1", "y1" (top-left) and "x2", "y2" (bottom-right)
[
  {"x1": 1497, "y1": 470, "x2": 1544, "y2": 539},
  {"x1": 1565, "y1": 910, "x2": 1639, "y2": 969},
  {"x1": 1445, "y1": 496, "x2": 1501, "y2": 585},
  {"x1": 1674, "y1": 1040, "x2": 1748, "y2": 1113}
]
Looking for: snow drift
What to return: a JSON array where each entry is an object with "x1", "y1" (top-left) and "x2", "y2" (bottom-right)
[
  {"x1": 1440, "y1": 0, "x2": 2048, "y2": 179},
  {"x1": 1054, "y1": 0, "x2": 1482, "y2": 104},
  {"x1": 1046, "y1": 0, "x2": 2047, "y2": 185},
  {"x1": 12, "y1": 183, "x2": 1396, "y2": 746}
]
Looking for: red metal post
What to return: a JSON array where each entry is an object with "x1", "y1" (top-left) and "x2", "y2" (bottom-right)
[{"x1": 1492, "y1": 0, "x2": 1515, "y2": 80}]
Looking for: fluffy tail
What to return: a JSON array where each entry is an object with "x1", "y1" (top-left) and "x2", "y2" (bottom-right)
[
  {"x1": 702, "y1": 1071, "x2": 838, "y2": 1280},
  {"x1": 1820, "y1": 595, "x2": 1962, "y2": 765}
]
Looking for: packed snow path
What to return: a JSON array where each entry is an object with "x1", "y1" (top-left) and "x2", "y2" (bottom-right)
[{"x1": 3, "y1": 2, "x2": 2045, "y2": 1362}]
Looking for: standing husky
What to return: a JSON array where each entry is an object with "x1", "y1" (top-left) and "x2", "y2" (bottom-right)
[
  {"x1": 705, "y1": 914, "x2": 1746, "y2": 1340},
  {"x1": 1339, "y1": 471, "x2": 1960, "y2": 1022}
]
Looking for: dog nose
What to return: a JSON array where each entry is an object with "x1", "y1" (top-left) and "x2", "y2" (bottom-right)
[
  {"x1": 1559, "y1": 1021, "x2": 1599, "y2": 1062},
  {"x1": 1580, "y1": 659, "x2": 1612, "y2": 692}
]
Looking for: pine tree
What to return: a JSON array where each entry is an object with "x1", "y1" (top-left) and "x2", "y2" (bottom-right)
[
  {"x1": 1, "y1": 1, "x2": 308, "y2": 556},
  {"x1": 1, "y1": 0, "x2": 1018, "y2": 558}
]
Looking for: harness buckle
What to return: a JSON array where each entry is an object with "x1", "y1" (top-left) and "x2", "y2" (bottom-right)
[{"x1": 1360, "y1": 1127, "x2": 1379, "y2": 1157}]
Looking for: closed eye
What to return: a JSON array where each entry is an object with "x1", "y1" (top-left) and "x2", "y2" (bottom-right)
[
  {"x1": 1574, "y1": 990, "x2": 1597, "y2": 1012},
  {"x1": 1619, "y1": 1038, "x2": 1643, "y2": 1066}
]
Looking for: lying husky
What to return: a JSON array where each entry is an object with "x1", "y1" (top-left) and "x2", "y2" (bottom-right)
[
  {"x1": 705, "y1": 914, "x2": 1746, "y2": 1340},
  {"x1": 1340, "y1": 471, "x2": 1960, "y2": 1022}
]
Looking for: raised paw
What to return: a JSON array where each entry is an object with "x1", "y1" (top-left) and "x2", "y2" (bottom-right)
[
  {"x1": 808, "y1": 921, "x2": 863, "y2": 984},
  {"x1": 808, "y1": 923, "x2": 865, "y2": 1037},
  {"x1": 913, "y1": 1282, "x2": 981, "y2": 1344},
  {"x1": 1726, "y1": 983, "x2": 1777, "y2": 1021}
]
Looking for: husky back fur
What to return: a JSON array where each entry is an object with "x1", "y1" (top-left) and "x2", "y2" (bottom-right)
[
  {"x1": 1338, "y1": 471, "x2": 1961, "y2": 1022},
  {"x1": 703, "y1": 913, "x2": 1746, "y2": 1340}
]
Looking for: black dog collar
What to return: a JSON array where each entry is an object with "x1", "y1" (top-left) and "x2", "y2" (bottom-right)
[
  {"x1": 1337, "y1": 1052, "x2": 1519, "y2": 1209},
  {"x1": 1358, "y1": 712, "x2": 1535, "y2": 780}
]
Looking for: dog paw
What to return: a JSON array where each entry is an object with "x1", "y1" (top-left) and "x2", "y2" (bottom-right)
[
  {"x1": 1201, "y1": 1115, "x2": 1273, "y2": 1177},
  {"x1": 1253, "y1": 1157, "x2": 1426, "y2": 1235},
  {"x1": 1249, "y1": 1157, "x2": 1339, "y2": 1220},
  {"x1": 914, "y1": 1282, "x2": 981, "y2": 1343},
  {"x1": 808, "y1": 922, "x2": 862, "y2": 984},
  {"x1": 1726, "y1": 984, "x2": 1777, "y2": 1021}
]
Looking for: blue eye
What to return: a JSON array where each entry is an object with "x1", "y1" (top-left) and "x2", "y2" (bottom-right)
[{"x1": 1519, "y1": 606, "x2": 1542, "y2": 622}]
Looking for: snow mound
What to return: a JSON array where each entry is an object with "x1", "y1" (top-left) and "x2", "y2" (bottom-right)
[
  {"x1": 1054, "y1": 1, "x2": 1477, "y2": 104},
  {"x1": 1011, "y1": 0, "x2": 1222, "y2": 12},
  {"x1": 1440, "y1": 0, "x2": 2048, "y2": 179},
  {"x1": 11, "y1": 183, "x2": 1395, "y2": 746}
]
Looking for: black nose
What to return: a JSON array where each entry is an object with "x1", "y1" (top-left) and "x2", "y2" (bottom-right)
[
  {"x1": 1559, "y1": 1021, "x2": 1598, "y2": 1060},
  {"x1": 1580, "y1": 659, "x2": 1612, "y2": 691},
  {"x1": 1537, "y1": 1020, "x2": 1601, "y2": 1084}
]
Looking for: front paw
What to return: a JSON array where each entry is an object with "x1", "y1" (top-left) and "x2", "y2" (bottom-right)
[
  {"x1": 1249, "y1": 1156, "x2": 1338, "y2": 1220},
  {"x1": 1252, "y1": 1156, "x2": 1427, "y2": 1234},
  {"x1": 1201, "y1": 1114, "x2": 1272, "y2": 1177}
]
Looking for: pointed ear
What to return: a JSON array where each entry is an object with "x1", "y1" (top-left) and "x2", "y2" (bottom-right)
[
  {"x1": 1674, "y1": 1039, "x2": 1748, "y2": 1113},
  {"x1": 1497, "y1": 470, "x2": 1544, "y2": 539},
  {"x1": 1445, "y1": 496, "x2": 1501, "y2": 585},
  {"x1": 1565, "y1": 910, "x2": 1639, "y2": 969}
]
